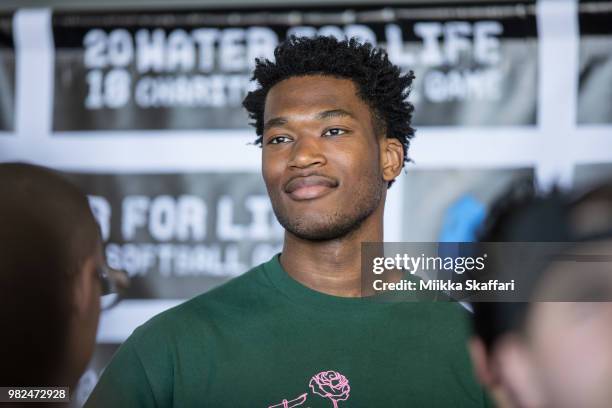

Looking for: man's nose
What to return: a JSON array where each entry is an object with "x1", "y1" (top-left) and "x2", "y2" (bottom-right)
[{"x1": 288, "y1": 135, "x2": 327, "y2": 169}]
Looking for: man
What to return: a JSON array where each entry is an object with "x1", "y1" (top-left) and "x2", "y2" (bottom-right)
[
  {"x1": 0, "y1": 163, "x2": 104, "y2": 389},
  {"x1": 470, "y1": 183, "x2": 612, "y2": 408},
  {"x1": 86, "y1": 36, "x2": 488, "y2": 407}
]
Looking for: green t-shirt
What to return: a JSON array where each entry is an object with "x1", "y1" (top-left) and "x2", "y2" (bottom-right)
[{"x1": 85, "y1": 254, "x2": 489, "y2": 407}]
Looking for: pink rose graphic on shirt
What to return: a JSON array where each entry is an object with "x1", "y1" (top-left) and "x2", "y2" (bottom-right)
[{"x1": 309, "y1": 370, "x2": 350, "y2": 408}]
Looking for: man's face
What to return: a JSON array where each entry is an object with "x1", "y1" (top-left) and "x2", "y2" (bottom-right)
[{"x1": 261, "y1": 75, "x2": 387, "y2": 241}]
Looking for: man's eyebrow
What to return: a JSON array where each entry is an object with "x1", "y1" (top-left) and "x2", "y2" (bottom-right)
[
  {"x1": 263, "y1": 109, "x2": 355, "y2": 131},
  {"x1": 316, "y1": 109, "x2": 356, "y2": 120},
  {"x1": 263, "y1": 117, "x2": 288, "y2": 131}
]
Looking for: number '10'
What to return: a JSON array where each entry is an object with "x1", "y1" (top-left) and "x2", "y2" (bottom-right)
[{"x1": 85, "y1": 69, "x2": 131, "y2": 109}]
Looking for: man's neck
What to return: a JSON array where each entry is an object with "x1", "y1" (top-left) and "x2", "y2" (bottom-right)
[{"x1": 279, "y1": 208, "x2": 384, "y2": 298}]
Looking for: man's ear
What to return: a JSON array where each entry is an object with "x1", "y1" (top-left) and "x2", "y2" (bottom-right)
[{"x1": 380, "y1": 137, "x2": 403, "y2": 183}]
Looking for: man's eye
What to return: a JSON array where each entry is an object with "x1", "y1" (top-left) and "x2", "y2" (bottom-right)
[
  {"x1": 323, "y1": 128, "x2": 347, "y2": 137},
  {"x1": 268, "y1": 136, "x2": 291, "y2": 144}
]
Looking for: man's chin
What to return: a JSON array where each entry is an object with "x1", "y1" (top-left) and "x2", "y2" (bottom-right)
[
  {"x1": 287, "y1": 228, "x2": 344, "y2": 242},
  {"x1": 280, "y1": 217, "x2": 361, "y2": 242}
]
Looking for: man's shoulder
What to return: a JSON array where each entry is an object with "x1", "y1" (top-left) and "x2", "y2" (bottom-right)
[{"x1": 130, "y1": 258, "x2": 276, "y2": 340}]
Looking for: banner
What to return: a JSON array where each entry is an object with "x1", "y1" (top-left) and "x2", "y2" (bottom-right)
[
  {"x1": 577, "y1": 1, "x2": 612, "y2": 124},
  {"x1": 66, "y1": 172, "x2": 283, "y2": 299},
  {"x1": 51, "y1": 2, "x2": 538, "y2": 131},
  {"x1": 0, "y1": 13, "x2": 15, "y2": 132}
]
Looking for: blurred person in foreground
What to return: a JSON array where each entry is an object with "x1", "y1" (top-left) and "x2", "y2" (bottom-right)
[
  {"x1": 0, "y1": 163, "x2": 113, "y2": 391},
  {"x1": 470, "y1": 182, "x2": 612, "y2": 408},
  {"x1": 86, "y1": 36, "x2": 489, "y2": 407}
]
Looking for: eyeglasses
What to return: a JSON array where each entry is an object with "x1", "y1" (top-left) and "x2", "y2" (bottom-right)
[{"x1": 96, "y1": 264, "x2": 129, "y2": 310}]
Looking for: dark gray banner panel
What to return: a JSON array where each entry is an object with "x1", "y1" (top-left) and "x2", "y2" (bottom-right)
[
  {"x1": 51, "y1": 3, "x2": 538, "y2": 131},
  {"x1": 66, "y1": 172, "x2": 283, "y2": 299}
]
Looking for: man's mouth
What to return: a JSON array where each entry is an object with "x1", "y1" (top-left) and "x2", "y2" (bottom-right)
[{"x1": 284, "y1": 175, "x2": 338, "y2": 201}]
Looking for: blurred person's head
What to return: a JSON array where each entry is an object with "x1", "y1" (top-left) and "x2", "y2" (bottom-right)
[
  {"x1": 0, "y1": 163, "x2": 102, "y2": 388},
  {"x1": 470, "y1": 181, "x2": 612, "y2": 408}
]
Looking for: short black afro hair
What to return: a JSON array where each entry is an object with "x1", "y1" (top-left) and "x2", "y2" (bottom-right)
[{"x1": 243, "y1": 36, "x2": 415, "y2": 170}]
